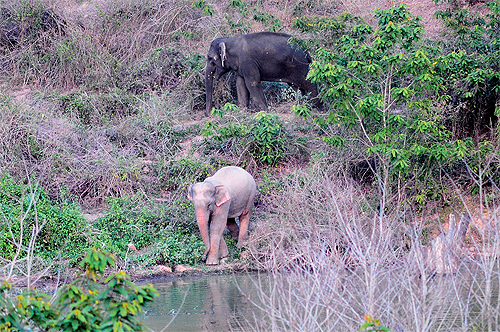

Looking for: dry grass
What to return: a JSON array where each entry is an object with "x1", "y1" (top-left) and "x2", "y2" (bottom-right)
[{"x1": 0, "y1": 93, "x2": 187, "y2": 207}]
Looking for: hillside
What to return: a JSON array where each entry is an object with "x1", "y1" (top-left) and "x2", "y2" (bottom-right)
[{"x1": 0, "y1": 0, "x2": 499, "y2": 276}]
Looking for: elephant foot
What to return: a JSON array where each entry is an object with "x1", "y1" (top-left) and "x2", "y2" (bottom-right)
[
  {"x1": 206, "y1": 255, "x2": 220, "y2": 265},
  {"x1": 236, "y1": 240, "x2": 246, "y2": 248}
]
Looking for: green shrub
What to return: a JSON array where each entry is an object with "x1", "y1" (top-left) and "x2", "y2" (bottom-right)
[
  {"x1": 249, "y1": 111, "x2": 287, "y2": 165},
  {"x1": 92, "y1": 196, "x2": 167, "y2": 255},
  {"x1": 91, "y1": 194, "x2": 212, "y2": 267},
  {"x1": 0, "y1": 175, "x2": 89, "y2": 264},
  {"x1": 0, "y1": 248, "x2": 157, "y2": 331},
  {"x1": 148, "y1": 226, "x2": 205, "y2": 266},
  {"x1": 203, "y1": 105, "x2": 304, "y2": 166},
  {"x1": 434, "y1": 0, "x2": 500, "y2": 139}
]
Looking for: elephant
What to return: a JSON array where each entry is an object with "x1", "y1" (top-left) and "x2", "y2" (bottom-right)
[
  {"x1": 187, "y1": 166, "x2": 257, "y2": 265},
  {"x1": 204, "y1": 31, "x2": 321, "y2": 116}
]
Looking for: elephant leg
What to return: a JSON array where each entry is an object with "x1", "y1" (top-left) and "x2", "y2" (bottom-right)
[
  {"x1": 297, "y1": 79, "x2": 322, "y2": 111},
  {"x1": 236, "y1": 75, "x2": 250, "y2": 108},
  {"x1": 226, "y1": 218, "x2": 240, "y2": 239},
  {"x1": 219, "y1": 237, "x2": 229, "y2": 259},
  {"x1": 244, "y1": 77, "x2": 267, "y2": 111},
  {"x1": 206, "y1": 215, "x2": 228, "y2": 265},
  {"x1": 237, "y1": 211, "x2": 251, "y2": 248}
]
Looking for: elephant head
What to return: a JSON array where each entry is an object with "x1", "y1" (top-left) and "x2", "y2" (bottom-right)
[
  {"x1": 205, "y1": 39, "x2": 231, "y2": 116},
  {"x1": 188, "y1": 181, "x2": 231, "y2": 261}
]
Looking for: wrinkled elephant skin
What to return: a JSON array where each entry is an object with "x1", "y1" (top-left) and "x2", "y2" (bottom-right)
[
  {"x1": 205, "y1": 31, "x2": 322, "y2": 116},
  {"x1": 188, "y1": 166, "x2": 256, "y2": 265}
]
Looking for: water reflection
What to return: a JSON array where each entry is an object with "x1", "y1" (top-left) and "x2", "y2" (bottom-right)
[
  {"x1": 141, "y1": 274, "x2": 263, "y2": 332},
  {"x1": 140, "y1": 264, "x2": 500, "y2": 332}
]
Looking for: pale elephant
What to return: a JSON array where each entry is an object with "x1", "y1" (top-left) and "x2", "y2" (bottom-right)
[{"x1": 188, "y1": 166, "x2": 256, "y2": 265}]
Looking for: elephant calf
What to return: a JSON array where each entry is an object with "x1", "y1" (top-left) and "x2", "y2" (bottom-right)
[
  {"x1": 205, "y1": 31, "x2": 321, "y2": 116},
  {"x1": 188, "y1": 166, "x2": 256, "y2": 265}
]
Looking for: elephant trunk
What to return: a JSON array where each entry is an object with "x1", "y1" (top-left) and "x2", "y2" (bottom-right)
[
  {"x1": 205, "y1": 62, "x2": 216, "y2": 117},
  {"x1": 195, "y1": 208, "x2": 211, "y2": 256}
]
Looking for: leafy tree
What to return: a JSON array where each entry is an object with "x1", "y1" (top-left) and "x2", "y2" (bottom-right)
[{"x1": 294, "y1": 4, "x2": 469, "y2": 207}]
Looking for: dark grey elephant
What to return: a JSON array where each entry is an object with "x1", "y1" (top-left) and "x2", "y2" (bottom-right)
[
  {"x1": 187, "y1": 166, "x2": 256, "y2": 265},
  {"x1": 205, "y1": 31, "x2": 321, "y2": 116}
]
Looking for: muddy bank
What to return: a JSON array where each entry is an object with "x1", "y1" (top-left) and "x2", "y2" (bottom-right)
[
  {"x1": 129, "y1": 259, "x2": 256, "y2": 283},
  {"x1": 2, "y1": 257, "x2": 257, "y2": 292}
]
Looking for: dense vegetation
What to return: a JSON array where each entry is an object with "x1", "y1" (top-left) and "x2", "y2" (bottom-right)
[{"x1": 1, "y1": 0, "x2": 500, "y2": 330}]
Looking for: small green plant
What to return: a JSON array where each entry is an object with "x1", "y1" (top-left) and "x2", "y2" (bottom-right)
[
  {"x1": 249, "y1": 111, "x2": 286, "y2": 165},
  {"x1": 211, "y1": 103, "x2": 240, "y2": 118},
  {"x1": 252, "y1": 9, "x2": 282, "y2": 31},
  {"x1": 0, "y1": 280, "x2": 57, "y2": 331},
  {"x1": 192, "y1": 0, "x2": 214, "y2": 16},
  {"x1": 202, "y1": 107, "x2": 291, "y2": 165},
  {"x1": 195, "y1": 0, "x2": 283, "y2": 33},
  {"x1": 56, "y1": 248, "x2": 157, "y2": 332},
  {"x1": 360, "y1": 315, "x2": 390, "y2": 332},
  {"x1": 0, "y1": 248, "x2": 158, "y2": 331},
  {"x1": 150, "y1": 226, "x2": 205, "y2": 266},
  {"x1": 292, "y1": 104, "x2": 310, "y2": 120}
]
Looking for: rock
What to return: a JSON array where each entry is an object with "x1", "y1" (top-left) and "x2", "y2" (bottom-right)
[
  {"x1": 154, "y1": 265, "x2": 172, "y2": 273},
  {"x1": 174, "y1": 265, "x2": 192, "y2": 273}
]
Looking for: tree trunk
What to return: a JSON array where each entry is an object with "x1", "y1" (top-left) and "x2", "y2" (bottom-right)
[{"x1": 426, "y1": 213, "x2": 470, "y2": 274}]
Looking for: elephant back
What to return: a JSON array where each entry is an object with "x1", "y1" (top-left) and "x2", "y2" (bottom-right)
[{"x1": 206, "y1": 166, "x2": 256, "y2": 202}]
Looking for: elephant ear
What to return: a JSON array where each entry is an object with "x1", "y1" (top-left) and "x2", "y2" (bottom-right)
[
  {"x1": 214, "y1": 185, "x2": 230, "y2": 207},
  {"x1": 219, "y1": 42, "x2": 227, "y2": 67},
  {"x1": 187, "y1": 184, "x2": 194, "y2": 200}
]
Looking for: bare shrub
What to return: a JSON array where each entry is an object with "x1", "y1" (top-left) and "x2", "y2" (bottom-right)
[
  {"x1": 246, "y1": 162, "x2": 500, "y2": 331},
  {"x1": 0, "y1": 0, "x2": 209, "y2": 93},
  {"x1": 249, "y1": 164, "x2": 401, "y2": 273}
]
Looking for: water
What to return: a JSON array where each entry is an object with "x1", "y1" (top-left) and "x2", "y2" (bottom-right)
[
  {"x1": 140, "y1": 273, "x2": 264, "y2": 332},
  {"x1": 140, "y1": 266, "x2": 500, "y2": 332}
]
